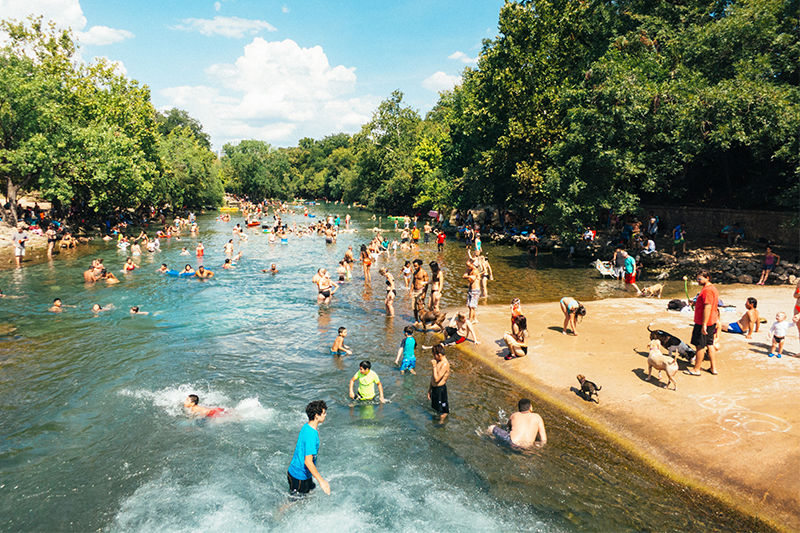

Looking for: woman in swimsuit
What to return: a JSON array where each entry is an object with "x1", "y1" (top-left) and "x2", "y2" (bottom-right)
[
  {"x1": 429, "y1": 261, "x2": 444, "y2": 312},
  {"x1": 757, "y1": 246, "x2": 780, "y2": 285},
  {"x1": 124, "y1": 258, "x2": 138, "y2": 271},
  {"x1": 130, "y1": 241, "x2": 142, "y2": 256},
  {"x1": 314, "y1": 268, "x2": 337, "y2": 303},
  {"x1": 503, "y1": 315, "x2": 529, "y2": 359},
  {"x1": 379, "y1": 268, "x2": 396, "y2": 317},
  {"x1": 360, "y1": 245, "x2": 372, "y2": 283},
  {"x1": 402, "y1": 261, "x2": 412, "y2": 289},
  {"x1": 46, "y1": 224, "x2": 57, "y2": 257},
  {"x1": 560, "y1": 297, "x2": 586, "y2": 336},
  {"x1": 478, "y1": 255, "x2": 493, "y2": 297}
]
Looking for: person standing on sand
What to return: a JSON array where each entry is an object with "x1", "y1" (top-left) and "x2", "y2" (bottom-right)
[
  {"x1": 427, "y1": 344, "x2": 450, "y2": 419},
  {"x1": 287, "y1": 400, "x2": 330, "y2": 496},
  {"x1": 686, "y1": 270, "x2": 719, "y2": 376},
  {"x1": 488, "y1": 398, "x2": 546, "y2": 447}
]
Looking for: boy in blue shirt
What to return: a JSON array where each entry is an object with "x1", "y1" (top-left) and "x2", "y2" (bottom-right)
[
  {"x1": 395, "y1": 325, "x2": 416, "y2": 374},
  {"x1": 287, "y1": 400, "x2": 330, "y2": 496}
]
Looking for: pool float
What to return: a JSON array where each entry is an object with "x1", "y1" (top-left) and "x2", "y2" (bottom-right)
[{"x1": 246, "y1": 221, "x2": 260, "y2": 227}]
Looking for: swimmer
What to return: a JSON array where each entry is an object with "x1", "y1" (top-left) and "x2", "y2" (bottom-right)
[
  {"x1": 488, "y1": 398, "x2": 547, "y2": 447},
  {"x1": 180, "y1": 247, "x2": 190, "y2": 256},
  {"x1": 330, "y1": 326, "x2": 352, "y2": 356},
  {"x1": 195, "y1": 266, "x2": 214, "y2": 278},
  {"x1": 130, "y1": 306, "x2": 149, "y2": 315},
  {"x1": 91, "y1": 303, "x2": 112, "y2": 313},
  {"x1": 156, "y1": 264, "x2": 168, "y2": 274},
  {"x1": 182, "y1": 264, "x2": 195, "y2": 275},
  {"x1": 262, "y1": 264, "x2": 279, "y2": 274},
  {"x1": 233, "y1": 251, "x2": 243, "y2": 262},
  {"x1": 184, "y1": 394, "x2": 225, "y2": 418},
  {"x1": 222, "y1": 258, "x2": 235, "y2": 269},
  {"x1": 196, "y1": 242, "x2": 204, "y2": 257},
  {"x1": 124, "y1": 258, "x2": 138, "y2": 271},
  {"x1": 103, "y1": 270, "x2": 120, "y2": 285},
  {"x1": 49, "y1": 298, "x2": 63, "y2": 313}
]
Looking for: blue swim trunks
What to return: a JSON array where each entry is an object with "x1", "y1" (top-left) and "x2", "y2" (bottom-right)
[
  {"x1": 726, "y1": 322, "x2": 743, "y2": 334},
  {"x1": 399, "y1": 357, "x2": 416, "y2": 371},
  {"x1": 330, "y1": 349, "x2": 347, "y2": 356}
]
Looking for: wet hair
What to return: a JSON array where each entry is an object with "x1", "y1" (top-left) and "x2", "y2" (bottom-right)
[
  {"x1": 338, "y1": 275, "x2": 345, "y2": 282},
  {"x1": 697, "y1": 269, "x2": 711, "y2": 281},
  {"x1": 404, "y1": 260, "x2": 411, "y2": 267},
  {"x1": 429, "y1": 261, "x2": 440, "y2": 275},
  {"x1": 412, "y1": 259, "x2": 423, "y2": 266},
  {"x1": 306, "y1": 400, "x2": 327, "y2": 421},
  {"x1": 131, "y1": 306, "x2": 139, "y2": 313},
  {"x1": 518, "y1": 398, "x2": 532, "y2": 412},
  {"x1": 359, "y1": 360, "x2": 371, "y2": 371},
  {"x1": 224, "y1": 258, "x2": 231, "y2": 264},
  {"x1": 360, "y1": 244, "x2": 367, "y2": 252},
  {"x1": 187, "y1": 394, "x2": 199, "y2": 405},
  {"x1": 161, "y1": 263, "x2": 167, "y2": 268},
  {"x1": 54, "y1": 298, "x2": 61, "y2": 303},
  {"x1": 378, "y1": 267, "x2": 387, "y2": 275},
  {"x1": 185, "y1": 264, "x2": 192, "y2": 270},
  {"x1": 747, "y1": 297, "x2": 757, "y2": 308},
  {"x1": 403, "y1": 325, "x2": 415, "y2": 335},
  {"x1": 432, "y1": 344, "x2": 445, "y2": 357},
  {"x1": 338, "y1": 326, "x2": 347, "y2": 335},
  {"x1": 515, "y1": 315, "x2": 528, "y2": 331},
  {"x1": 92, "y1": 304, "x2": 101, "y2": 311}
]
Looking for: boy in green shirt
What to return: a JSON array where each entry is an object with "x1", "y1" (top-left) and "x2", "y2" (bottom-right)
[{"x1": 349, "y1": 360, "x2": 386, "y2": 403}]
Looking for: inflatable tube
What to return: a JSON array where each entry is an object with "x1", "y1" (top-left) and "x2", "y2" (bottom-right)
[
  {"x1": 308, "y1": 214, "x2": 316, "y2": 218},
  {"x1": 247, "y1": 222, "x2": 260, "y2": 227},
  {"x1": 179, "y1": 271, "x2": 194, "y2": 277},
  {"x1": 166, "y1": 269, "x2": 181, "y2": 276}
]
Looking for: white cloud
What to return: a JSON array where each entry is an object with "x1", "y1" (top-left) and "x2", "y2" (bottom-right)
[
  {"x1": 0, "y1": 0, "x2": 132, "y2": 45},
  {"x1": 214, "y1": 2, "x2": 221, "y2": 11},
  {"x1": 173, "y1": 16, "x2": 277, "y2": 38},
  {"x1": 448, "y1": 51, "x2": 477, "y2": 64},
  {"x1": 76, "y1": 26, "x2": 134, "y2": 46},
  {"x1": 159, "y1": 38, "x2": 376, "y2": 147},
  {"x1": 282, "y1": 5, "x2": 289, "y2": 13},
  {"x1": 94, "y1": 56, "x2": 127, "y2": 75},
  {"x1": 422, "y1": 71, "x2": 461, "y2": 92}
]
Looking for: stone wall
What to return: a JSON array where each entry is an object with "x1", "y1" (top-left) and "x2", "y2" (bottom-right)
[{"x1": 639, "y1": 205, "x2": 798, "y2": 248}]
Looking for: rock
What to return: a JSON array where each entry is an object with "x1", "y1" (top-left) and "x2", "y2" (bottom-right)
[
  {"x1": 790, "y1": 275, "x2": 797, "y2": 286},
  {"x1": 745, "y1": 262, "x2": 758, "y2": 272},
  {"x1": 737, "y1": 274, "x2": 753, "y2": 284}
]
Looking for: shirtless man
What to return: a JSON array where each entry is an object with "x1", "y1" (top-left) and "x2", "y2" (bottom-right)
[
  {"x1": 195, "y1": 266, "x2": 214, "y2": 278},
  {"x1": 463, "y1": 259, "x2": 481, "y2": 322},
  {"x1": 49, "y1": 298, "x2": 63, "y2": 313},
  {"x1": 427, "y1": 344, "x2": 450, "y2": 419},
  {"x1": 184, "y1": 394, "x2": 225, "y2": 418},
  {"x1": 424, "y1": 312, "x2": 480, "y2": 347},
  {"x1": 721, "y1": 297, "x2": 760, "y2": 339},
  {"x1": 83, "y1": 268, "x2": 99, "y2": 283},
  {"x1": 488, "y1": 398, "x2": 547, "y2": 447},
  {"x1": 411, "y1": 259, "x2": 429, "y2": 315}
]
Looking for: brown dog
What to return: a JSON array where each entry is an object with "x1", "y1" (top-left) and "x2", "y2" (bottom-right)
[
  {"x1": 577, "y1": 374, "x2": 601, "y2": 403},
  {"x1": 639, "y1": 284, "x2": 663, "y2": 298},
  {"x1": 645, "y1": 339, "x2": 678, "y2": 390},
  {"x1": 414, "y1": 310, "x2": 447, "y2": 332}
]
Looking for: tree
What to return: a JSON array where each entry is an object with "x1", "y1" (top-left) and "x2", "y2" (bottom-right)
[{"x1": 156, "y1": 108, "x2": 212, "y2": 151}]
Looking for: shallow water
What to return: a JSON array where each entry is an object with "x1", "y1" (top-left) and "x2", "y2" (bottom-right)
[{"x1": 0, "y1": 208, "x2": 774, "y2": 532}]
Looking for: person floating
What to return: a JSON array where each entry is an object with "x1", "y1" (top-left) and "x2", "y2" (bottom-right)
[{"x1": 287, "y1": 400, "x2": 330, "y2": 496}]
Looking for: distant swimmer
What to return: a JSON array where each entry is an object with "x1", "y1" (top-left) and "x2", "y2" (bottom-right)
[
  {"x1": 157, "y1": 264, "x2": 168, "y2": 274},
  {"x1": 124, "y1": 258, "x2": 138, "y2": 271},
  {"x1": 262, "y1": 263, "x2": 279, "y2": 274},
  {"x1": 287, "y1": 400, "x2": 330, "y2": 496},
  {"x1": 130, "y1": 306, "x2": 149, "y2": 315},
  {"x1": 182, "y1": 264, "x2": 195, "y2": 275},
  {"x1": 488, "y1": 398, "x2": 547, "y2": 447},
  {"x1": 331, "y1": 326, "x2": 353, "y2": 356},
  {"x1": 91, "y1": 303, "x2": 113, "y2": 313},
  {"x1": 196, "y1": 242, "x2": 204, "y2": 257},
  {"x1": 184, "y1": 394, "x2": 225, "y2": 418},
  {"x1": 222, "y1": 258, "x2": 235, "y2": 269},
  {"x1": 49, "y1": 298, "x2": 63, "y2": 313},
  {"x1": 180, "y1": 247, "x2": 190, "y2": 256},
  {"x1": 349, "y1": 360, "x2": 386, "y2": 403},
  {"x1": 195, "y1": 266, "x2": 214, "y2": 278}
]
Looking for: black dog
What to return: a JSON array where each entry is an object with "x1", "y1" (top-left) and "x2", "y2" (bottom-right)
[
  {"x1": 647, "y1": 323, "x2": 695, "y2": 362},
  {"x1": 577, "y1": 374, "x2": 601, "y2": 403}
]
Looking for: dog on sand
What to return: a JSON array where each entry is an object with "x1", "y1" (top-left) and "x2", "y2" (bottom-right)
[
  {"x1": 645, "y1": 339, "x2": 679, "y2": 390},
  {"x1": 639, "y1": 284, "x2": 663, "y2": 298},
  {"x1": 647, "y1": 323, "x2": 695, "y2": 362},
  {"x1": 576, "y1": 374, "x2": 601, "y2": 403}
]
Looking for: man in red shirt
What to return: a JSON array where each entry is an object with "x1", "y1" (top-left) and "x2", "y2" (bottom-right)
[
  {"x1": 686, "y1": 270, "x2": 720, "y2": 376},
  {"x1": 436, "y1": 230, "x2": 446, "y2": 252}
]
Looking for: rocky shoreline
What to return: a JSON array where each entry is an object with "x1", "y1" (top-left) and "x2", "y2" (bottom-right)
[{"x1": 485, "y1": 231, "x2": 800, "y2": 286}]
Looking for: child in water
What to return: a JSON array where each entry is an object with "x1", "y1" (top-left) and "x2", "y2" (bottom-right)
[
  {"x1": 330, "y1": 327, "x2": 353, "y2": 356},
  {"x1": 395, "y1": 325, "x2": 416, "y2": 374}
]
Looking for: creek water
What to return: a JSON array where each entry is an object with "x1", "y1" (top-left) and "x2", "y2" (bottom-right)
[{"x1": 0, "y1": 208, "x2": 772, "y2": 532}]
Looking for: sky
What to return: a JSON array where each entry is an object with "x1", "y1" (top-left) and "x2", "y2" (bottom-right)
[{"x1": 1, "y1": 0, "x2": 505, "y2": 149}]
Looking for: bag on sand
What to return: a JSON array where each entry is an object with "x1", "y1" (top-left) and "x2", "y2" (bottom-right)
[{"x1": 667, "y1": 299, "x2": 687, "y2": 311}]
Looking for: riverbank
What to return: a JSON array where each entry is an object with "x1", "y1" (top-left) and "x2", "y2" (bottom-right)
[{"x1": 445, "y1": 285, "x2": 799, "y2": 532}]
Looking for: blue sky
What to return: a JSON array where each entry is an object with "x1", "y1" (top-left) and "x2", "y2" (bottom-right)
[{"x1": 2, "y1": 0, "x2": 505, "y2": 149}]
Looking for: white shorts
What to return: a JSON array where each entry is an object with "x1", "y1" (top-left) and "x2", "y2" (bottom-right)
[{"x1": 14, "y1": 247, "x2": 25, "y2": 257}]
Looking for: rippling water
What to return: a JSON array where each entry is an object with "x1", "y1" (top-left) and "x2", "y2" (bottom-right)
[{"x1": 0, "y1": 207, "x2": 772, "y2": 532}]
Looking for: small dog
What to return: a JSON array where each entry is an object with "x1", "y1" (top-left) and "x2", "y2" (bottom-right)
[
  {"x1": 639, "y1": 284, "x2": 664, "y2": 298},
  {"x1": 645, "y1": 339, "x2": 679, "y2": 390},
  {"x1": 647, "y1": 323, "x2": 695, "y2": 362},
  {"x1": 577, "y1": 374, "x2": 601, "y2": 403},
  {"x1": 414, "y1": 310, "x2": 447, "y2": 332}
]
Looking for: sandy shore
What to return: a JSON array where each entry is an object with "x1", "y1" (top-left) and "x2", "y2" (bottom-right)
[{"x1": 443, "y1": 285, "x2": 799, "y2": 532}]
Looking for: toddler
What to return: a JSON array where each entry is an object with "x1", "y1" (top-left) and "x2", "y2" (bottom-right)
[{"x1": 769, "y1": 312, "x2": 791, "y2": 358}]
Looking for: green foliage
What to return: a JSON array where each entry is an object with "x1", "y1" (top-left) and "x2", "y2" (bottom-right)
[
  {"x1": 156, "y1": 108, "x2": 212, "y2": 151},
  {"x1": 220, "y1": 140, "x2": 295, "y2": 200},
  {"x1": 157, "y1": 127, "x2": 223, "y2": 209}
]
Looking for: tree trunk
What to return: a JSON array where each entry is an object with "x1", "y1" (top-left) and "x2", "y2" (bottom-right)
[{"x1": 2, "y1": 177, "x2": 20, "y2": 228}]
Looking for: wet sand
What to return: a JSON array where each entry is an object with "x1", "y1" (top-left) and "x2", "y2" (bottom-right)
[{"x1": 446, "y1": 285, "x2": 800, "y2": 532}]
